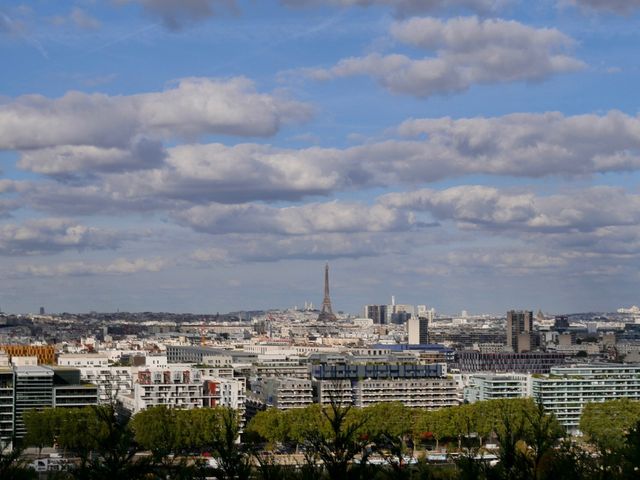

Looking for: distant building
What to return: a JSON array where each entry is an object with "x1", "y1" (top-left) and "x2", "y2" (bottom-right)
[
  {"x1": 317, "y1": 263, "x2": 337, "y2": 322},
  {"x1": 364, "y1": 305, "x2": 388, "y2": 325},
  {"x1": 457, "y1": 351, "x2": 565, "y2": 374},
  {"x1": 0, "y1": 345, "x2": 56, "y2": 365},
  {"x1": 554, "y1": 315, "x2": 570, "y2": 332},
  {"x1": 408, "y1": 316, "x2": 429, "y2": 345},
  {"x1": 507, "y1": 310, "x2": 534, "y2": 353}
]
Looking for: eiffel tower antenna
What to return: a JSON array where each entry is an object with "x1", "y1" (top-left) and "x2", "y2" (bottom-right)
[{"x1": 317, "y1": 262, "x2": 337, "y2": 322}]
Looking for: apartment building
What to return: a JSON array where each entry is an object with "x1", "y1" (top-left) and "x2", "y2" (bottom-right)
[
  {"x1": 464, "y1": 373, "x2": 532, "y2": 403},
  {"x1": 457, "y1": 351, "x2": 566, "y2": 374},
  {"x1": 532, "y1": 364, "x2": 640, "y2": 432},
  {"x1": 251, "y1": 377, "x2": 313, "y2": 409}
]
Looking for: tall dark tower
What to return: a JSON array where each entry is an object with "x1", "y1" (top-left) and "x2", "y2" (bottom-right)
[{"x1": 317, "y1": 263, "x2": 337, "y2": 322}]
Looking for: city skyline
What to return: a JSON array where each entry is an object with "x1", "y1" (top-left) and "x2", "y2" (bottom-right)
[{"x1": 2, "y1": 1, "x2": 640, "y2": 313}]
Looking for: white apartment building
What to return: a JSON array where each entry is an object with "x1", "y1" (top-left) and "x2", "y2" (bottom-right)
[
  {"x1": 58, "y1": 353, "x2": 110, "y2": 368},
  {"x1": 79, "y1": 366, "x2": 134, "y2": 403},
  {"x1": 464, "y1": 373, "x2": 532, "y2": 403},
  {"x1": 203, "y1": 376, "x2": 246, "y2": 411},
  {"x1": 252, "y1": 377, "x2": 313, "y2": 409},
  {"x1": 532, "y1": 364, "x2": 640, "y2": 433},
  {"x1": 314, "y1": 377, "x2": 458, "y2": 409},
  {"x1": 251, "y1": 359, "x2": 310, "y2": 379},
  {"x1": 353, "y1": 378, "x2": 458, "y2": 408},
  {"x1": 130, "y1": 367, "x2": 205, "y2": 412}
]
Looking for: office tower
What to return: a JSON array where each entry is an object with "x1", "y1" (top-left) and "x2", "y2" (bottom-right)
[
  {"x1": 507, "y1": 310, "x2": 534, "y2": 353},
  {"x1": 408, "y1": 316, "x2": 429, "y2": 344},
  {"x1": 317, "y1": 263, "x2": 337, "y2": 322},
  {"x1": 554, "y1": 315, "x2": 570, "y2": 331},
  {"x1": 364, "y1": 305, "x2": 388, "y2": 325},
  {"x1": 39, "y1": 307, "x2": 45, "y2": 315},
  {"x1": 13, "y1": 366, "x2": 54, "y2": 438}
]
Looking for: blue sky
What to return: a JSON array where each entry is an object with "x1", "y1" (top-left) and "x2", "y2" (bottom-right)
[{"x1": 1, "y1": 0, "x2": 640, "y2": 315}]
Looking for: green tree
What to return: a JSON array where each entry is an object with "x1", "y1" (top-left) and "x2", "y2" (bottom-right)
[
  {"x1": 0, "y1": 441, "x2": 37, "y2": 480},
  {"x1": 210, "y1": 407, "x2": 251, "y2": 480},
  {"x1": 521, "y1": 401, "x2": 563, "y2": 480},
  {"x1": 304, "y1": 400, "x2": 370, "y2": 480},
  {"x1": 23, "y1": 407, "x2": 60, "y2": 454},
  {"x1": 580, "y1": 398, "x2": 640, "y2": 477},
  {"x1": 131, "y1": 405, "x2": 184, "y2": 478},
  {"x1": 365, "y1": 402, "x2": 416, "y2": 479}
]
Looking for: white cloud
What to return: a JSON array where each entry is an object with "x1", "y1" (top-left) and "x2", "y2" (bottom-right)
[
  {"x1": 0, "y1": 219, "x2": 123, "y2": 255},
  {"x1": 281, "y1": 0, "x2": 507, "y2": 15},
  {"x1": 14, "y1": 257, "x2": 169, "y2": 277},
  {"x1": 174, "y1": 201, "x2": 414, "y2": 234},
  {"x1": 0, "y1": 77, "x2": 311, "y2": 176},
  {"x1": 310, "y1": 16, "x2": 584, "y2": 97},
  {"x1": 19, "y1": 110, "x2": 640, "y2": 214},
  {"x1": 567, "y1": 0, "x2": 640, "y2": 14},
  {"x1": 17, "y1": 138, "x2": 166, "y2": 177},
  {"x1": 383, "y1": 185, "x2": 640, "y2": 233}
]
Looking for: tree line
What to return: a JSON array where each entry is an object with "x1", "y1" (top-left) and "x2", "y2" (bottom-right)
[{"x1": 0, "y1": 398, "x2": 639, "y2": 480}]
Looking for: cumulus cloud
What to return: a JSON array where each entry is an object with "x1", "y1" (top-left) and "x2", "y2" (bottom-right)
[
  {"x1": 0, "y1": 77, "x2": 311, "y2": 176},
  {"x1": 174, "y1": 201, "x2": 414, "y2": 234},
  {"x1": 13, "y1": 257, "x2": 169, "y2": 277},
  {"x1": 281, "y1": 0, "x2": 507, "y2": 15},
  {"x1": 444, "y1": 249, "x2": 569, "y2": 272},
  {"x1": 18, "y1": 110, "x2": 640, "y2": 215},
  {"x1": 382, "y1": 185, "x2": 640, "y2": 234},
  {"x1": 394, "y1": 110, "x2": 640, "y2": 178},
  {"x1": 309, "y1": 16, "x2": 584, "y2": 97},
  {"x1": 17, "y1": 137, "x2": 166, "y2": 178},
  {"x1": 566, "y1": 0, "x2": 640, "y2": 14},
  {"x1": 117, "y1": 0, "x2": 238, "y2": 30},
  {"x1": 230, "y1": 232, "x2": 404, "y2": 262},
  {"x1": 0, "y1": 219, "x2": 122, "y2": 255}
]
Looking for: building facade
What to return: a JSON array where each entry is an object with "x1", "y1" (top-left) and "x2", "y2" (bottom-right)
[
  {"x1": 507, "y1": 310, "x2": 534, "y2": 353},
  {"x1": 532, "y1": 364, "x2": 640, "y2": 432}
]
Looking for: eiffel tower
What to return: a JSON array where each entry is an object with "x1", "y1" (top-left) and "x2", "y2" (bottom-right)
[{"x1": 317, "y1": 263, "x2": 337, "y2": 322}]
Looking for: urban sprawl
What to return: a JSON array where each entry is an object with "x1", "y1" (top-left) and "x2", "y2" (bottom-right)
[{"x1": 1, "y1": 268, "x2": 640, "y2": 479}]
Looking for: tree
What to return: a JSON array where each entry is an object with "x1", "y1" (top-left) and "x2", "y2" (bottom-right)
[
  {"x1": 0, "y1": 441, "x2": 37, "y2": 480},
  {"x1": 580, "y1": 399, "x2": 640, "y2": 454},
  {"x1": 210, "y1": 407, "x2": 252, "y2": 480},
  {"x1": 521, "y1": 401, "x2": 563, "y2": 480},
  {"x1": 304, "y1": 399, "x2": 370, "y2": 480},
  {"x1": 23, "y1": 407, "x2": 59, "y2": 455},
  {"x1": 365, "y1": 402, "x2": 416, "y2": 479}
]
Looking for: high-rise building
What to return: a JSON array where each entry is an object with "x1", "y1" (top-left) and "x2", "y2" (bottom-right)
[
  {"x1": 364, "y1": 305, "x2": 387, "y2": 325},
  {"x1": 0, "y1": 368, "x2": 14, "y2": 448},
  {"x1": 317, "y1": 263, "x2": 337, "y2": 322},
  {"x1": 408, "y1": 316, "x2": 429, "y2": 344},
  {"x1": 507, "y1": 310, "x2": 534, "y2": 353},
  {"x1": 554, "y1": 315, "x2": 570, "y2": 332}
]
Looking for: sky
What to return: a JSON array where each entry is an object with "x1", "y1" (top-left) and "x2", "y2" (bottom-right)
[{"x1": 1, "y1": 0, "x2": 640, "y2": 315}]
